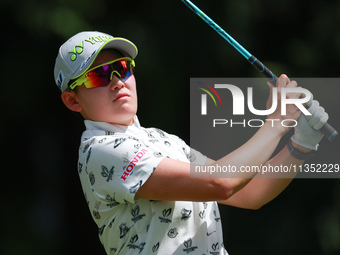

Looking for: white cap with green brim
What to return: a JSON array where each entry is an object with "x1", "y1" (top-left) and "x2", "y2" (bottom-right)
[{"x1": 54, "y1": 31, "x2": 138, "y2": 92}]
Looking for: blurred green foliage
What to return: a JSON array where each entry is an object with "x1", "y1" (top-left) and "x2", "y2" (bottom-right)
[{"x1": 1, "y1": 0, "x2": 339, "y2": 254}]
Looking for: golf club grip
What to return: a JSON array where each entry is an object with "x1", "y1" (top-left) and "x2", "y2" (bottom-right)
[
  {"x1": 248, "y1": 55, "x2": 338, "y2": 141},
  {"x1": 248, "y1": 56, "x2": 278, "y2": 84},
  {"x1": 320, "y1": 123, "x2": 338, "y2": 142}
]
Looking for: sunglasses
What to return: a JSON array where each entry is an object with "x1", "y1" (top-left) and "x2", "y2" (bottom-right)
[{"x1": 68, "y1": 57, "x2": 135, "y2": 90}]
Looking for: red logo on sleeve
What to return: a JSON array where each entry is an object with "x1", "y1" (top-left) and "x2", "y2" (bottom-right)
[{"x1": 120, "y1": 149, "x2": 148, "y2": 182}]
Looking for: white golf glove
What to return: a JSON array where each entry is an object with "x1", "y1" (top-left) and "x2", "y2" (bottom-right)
[{"x1": 291, "y1": 100, "x2": 329, "y2": 150}]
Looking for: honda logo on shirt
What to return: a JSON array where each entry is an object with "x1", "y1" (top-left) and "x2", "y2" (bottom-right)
[{"x1": 120, "y1": 149, "x2": 148, "y2": 182}]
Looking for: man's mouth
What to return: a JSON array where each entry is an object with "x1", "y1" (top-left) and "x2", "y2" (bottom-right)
[{"x1": 114, "y1": 93, "x2": 130, "y2": 102}]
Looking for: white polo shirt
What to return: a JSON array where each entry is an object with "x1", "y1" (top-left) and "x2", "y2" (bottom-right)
[{"x1": 77, "y1": 117, "x2": 228, "y2": 255}]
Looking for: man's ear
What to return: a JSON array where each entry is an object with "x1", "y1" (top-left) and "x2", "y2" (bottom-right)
[{"x1": 61, "y1": 91, "x2": 82, "y2": 112}]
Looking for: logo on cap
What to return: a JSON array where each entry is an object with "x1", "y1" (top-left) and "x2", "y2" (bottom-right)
[
  {"x1": 67, "y1": 35, "x2": 114, "y2": 62},
  {"x1": 69, "y1": 42, "x2": 84, "y2": 61},
  {"x1": 56, "y1": 70, "x2": 65, "y2": 90}
]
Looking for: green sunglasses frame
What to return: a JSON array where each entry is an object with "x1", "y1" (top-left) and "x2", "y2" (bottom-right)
[{"x1": 68, "y1": 57, "x2": 135, "y2": 90}]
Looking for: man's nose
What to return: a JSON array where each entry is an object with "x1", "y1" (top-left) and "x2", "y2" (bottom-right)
[{"x1": 110, "y1": 78, "x2": 125, "y2": 91}]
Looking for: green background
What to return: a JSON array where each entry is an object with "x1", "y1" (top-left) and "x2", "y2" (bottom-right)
[{"x1": 2, "y1": 0, "x2": 340, "y2": 254}]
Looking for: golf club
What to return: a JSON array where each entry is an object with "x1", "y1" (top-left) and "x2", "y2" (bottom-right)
[{"x1": 182, "y1": 0, "x2": 338, "y2": 142}]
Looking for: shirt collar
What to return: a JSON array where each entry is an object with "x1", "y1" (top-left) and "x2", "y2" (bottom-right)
[{"x1": 84, "y1": 116, "x2": 141, "y2": 134}]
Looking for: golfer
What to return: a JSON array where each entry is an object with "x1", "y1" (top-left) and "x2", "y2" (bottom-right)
[{"x1": 54, "y1": 31, "x2": 328, "y2": 255}]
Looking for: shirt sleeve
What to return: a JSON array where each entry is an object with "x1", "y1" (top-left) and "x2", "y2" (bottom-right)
[
  {"x1": 167, "y1": 133, "x2": 207, "y2": 165},
  {"x1": 83, "y1": 135, "x2": 165, "y2": 204}
]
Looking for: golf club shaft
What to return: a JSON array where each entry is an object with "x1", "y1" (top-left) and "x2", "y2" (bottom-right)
[{"x1": 182, "y1": 0, "x2": 337, "y2": 141}]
